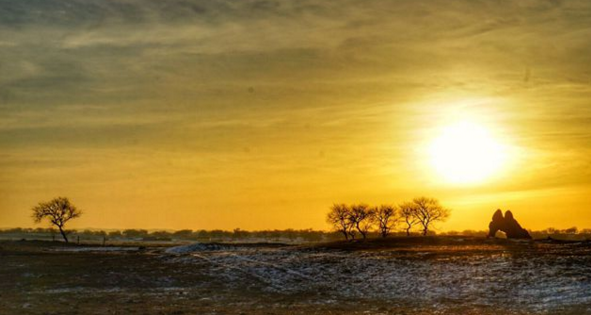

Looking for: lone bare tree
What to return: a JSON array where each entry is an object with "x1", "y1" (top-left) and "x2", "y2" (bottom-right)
[
  {"x1": 32, "y1": 197, "x2": 82, "y2": 243},
  {"x1": 348, "y1": 204, "x2": 374, "y2": 239},
  {"x1": 399, "y1": 201, "x2": 420, "y2": 236},
  {"x1": 412, "y1": 197, "x2": 450, "y2": 236},
  {"x1": 327, "y1": 203, "x2": 353, "y2": 240},
  {"x1": 373, "y1": 204, "x2": 399, "y2": 237}
]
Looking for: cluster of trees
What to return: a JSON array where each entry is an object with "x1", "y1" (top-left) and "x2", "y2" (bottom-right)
[
  {"x1": 327, "y1": 197, "x2": 450, "y2": 240},
  {"x1": 27, "y1": 196, "x2": 450, "y2": 243},
  {"x1": 539, "y1": 227, "x2": 583, "y2": 235},
  {"x1": 25, "y1": 196, "x2": 591, "y2": 245}
]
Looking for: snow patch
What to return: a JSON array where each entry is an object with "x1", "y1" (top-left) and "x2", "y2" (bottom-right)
[
  {"x1": 165, "y1": 242, "x2": 227, "y2": 254},
  {"x1": 167, "y1": 244, "x2": 591, "y2": 313}
]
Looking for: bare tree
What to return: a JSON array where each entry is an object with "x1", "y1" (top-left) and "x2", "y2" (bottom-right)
[
  {"x1": 327, "y1": 203, "x2": 353, "y2": 240},
  {"x1": 373, "y1": 204, "x2": 399, "y2": 238},
  {"x1": 32, "y1": 197, "x2": 82, "y2": 243},
  {"x1": 399, "y1": 202, "x2": 420, "y2": 236},
  {"x1": 348, "y1": 204, "x2": 374, "y2": 239},
  {"x1": 412, "y1": 197, "x2": 450, "y2": 236}
]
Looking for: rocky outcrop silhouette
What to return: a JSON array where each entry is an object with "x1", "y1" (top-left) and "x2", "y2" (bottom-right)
[
  {"x1": 488, "y1": 209, "x2": 531, "y2": 239},
  {"x1": 488, "y1": 209, "x2": 505, "y2": 238}
]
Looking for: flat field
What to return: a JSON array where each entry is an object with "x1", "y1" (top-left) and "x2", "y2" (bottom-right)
[{"x1": 2, "y1": 237, "x2": 591, "y2": 314}]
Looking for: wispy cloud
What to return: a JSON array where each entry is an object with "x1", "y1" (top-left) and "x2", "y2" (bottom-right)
[{"x1": 2, "y1": 0, "x2": 591, "y2": 229}]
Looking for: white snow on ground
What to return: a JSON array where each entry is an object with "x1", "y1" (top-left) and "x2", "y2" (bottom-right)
[
  {"x1": 167, "y1": 244, "x2": 591, "y2": 313},
  {"x1": 43, "y1": 287, "x2": 124, "y2": 294},
  {"x1": 164, "y1": 242, "x2": 229, "y2": 254}
]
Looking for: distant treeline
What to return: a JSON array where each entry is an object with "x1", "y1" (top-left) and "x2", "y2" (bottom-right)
[
  {"x1": 0, "y1": 228, "x2": 342, "y2": 243},
  {"x1": 1, "y1": 226, "x2": 589, "y2": 243},
  {"x1": 441, "y1": 227, "x2": 589, "y2": 240}
]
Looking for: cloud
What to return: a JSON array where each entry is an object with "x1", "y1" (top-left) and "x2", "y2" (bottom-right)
[{"x1": 1, "y1": 0, "x2": 591, "y2": 229}]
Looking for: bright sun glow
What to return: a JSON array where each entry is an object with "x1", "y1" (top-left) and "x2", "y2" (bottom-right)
[{"x1": 429, "y1": 121, "x2": 507, "y2": 184}]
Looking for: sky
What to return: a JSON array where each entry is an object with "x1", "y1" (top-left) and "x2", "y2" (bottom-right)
[{"x1": 1, "y1": 0, "x2": 591, "y2": 232}]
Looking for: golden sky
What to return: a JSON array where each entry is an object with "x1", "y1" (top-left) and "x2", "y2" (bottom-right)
[{"x1": 1, "y1": 0, "x2": 591, "y2": 231}]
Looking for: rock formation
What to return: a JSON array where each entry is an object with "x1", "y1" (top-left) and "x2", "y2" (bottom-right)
[
  {"x1": 488, "y1": 209, "x2": 505, "y2": 238},
  {"x1": 488, "y1": 209, "x2": 531, "y2": 239}
]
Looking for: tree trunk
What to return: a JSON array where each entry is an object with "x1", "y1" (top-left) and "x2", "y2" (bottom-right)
[
  {"x1": 422, "y1": 220, "x2": 430, "y2": 236},
  {"x1": 406, "y1": 226, "x2": 411, "y2": 236},
  {"x1": 356, "y1": 223, "x2": 366, "y2": 239},
  {"x1": 58, "y1": 226, "x2": 69, "y2": 243}
]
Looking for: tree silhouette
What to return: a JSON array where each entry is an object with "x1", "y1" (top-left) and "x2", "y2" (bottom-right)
[
  {"x1": 327, "y1": 203, "x2": 353, "y2": 240},
  {"x1": 32, "y1": 197, "x2": 82, "y2": 243},
  {"x1": 399, "y1": 201, "x2": 420, "y2": 236},
  {"x1": 412, "y1": 197, "x2": 450, "y2": 236},
  {"x1": 373, "y1": 204, "x2": 398, "y2": 238},
  {"x1": 348, "y1": 204, "x2": 373, "y2": 239}
]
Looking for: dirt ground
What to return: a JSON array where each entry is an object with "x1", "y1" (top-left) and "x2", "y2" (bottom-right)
[{"x1": 2, "y1": 237, "x2": 591, "y2": 315}]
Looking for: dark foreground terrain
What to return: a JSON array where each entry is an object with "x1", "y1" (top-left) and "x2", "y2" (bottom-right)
[{"x1": 2, "y1": 237, "x2": 591, "y2": 315}]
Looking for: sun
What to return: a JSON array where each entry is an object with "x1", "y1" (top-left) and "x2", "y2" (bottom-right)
[{"x1": 429, "y1": 121, "x2": 507, "y2": 184}]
